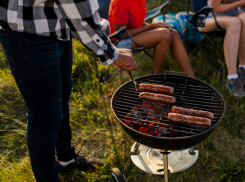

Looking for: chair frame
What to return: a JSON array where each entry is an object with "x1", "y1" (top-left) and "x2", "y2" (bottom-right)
[{"x1": 185, "y1": 0, "x2": 225, "y2": 67}]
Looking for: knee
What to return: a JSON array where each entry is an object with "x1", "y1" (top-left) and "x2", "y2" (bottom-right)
[
  {"x1": 171, "y1": 29, "x2": 181, "y2": 39},
  {"x1": 227, "y1": 17, "x2": 241, "y2": 32},
  {"x1": 237, "y1": 13, "x2": 245, "y2": 28},
  {"x1": 158, "y1": 28, "x2": 172, "y2": 45}
]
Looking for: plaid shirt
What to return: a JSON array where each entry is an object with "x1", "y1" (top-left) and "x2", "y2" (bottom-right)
[{"x1": 0, "y1": 0, "x2": 118, "y2": 65}]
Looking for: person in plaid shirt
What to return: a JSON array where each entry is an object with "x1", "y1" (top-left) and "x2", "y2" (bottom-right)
[{"x1": 0, "y1": 0, "x2": 136, "y2": 181}]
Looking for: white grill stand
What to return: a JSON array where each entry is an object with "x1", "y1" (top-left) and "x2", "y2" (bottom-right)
[{"x1": 130, "y1": 143, "x2": 200, "y2": 182}]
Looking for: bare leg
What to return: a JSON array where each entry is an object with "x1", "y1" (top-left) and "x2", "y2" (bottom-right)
[
  {"x1": 131, "y1": 28, "x2": 195, "y2": 76},
  {"x1": 202, "y1": 16, "x2": 241, "y2": 75},
  {"x1": 131, "y1": 28, "x2": 172, "y2": 74},
  {"x1": 235, "y1": 12, "x2": 245, "y2": 65},
  {"x1": 170, "y1": 29, "x2": 195, "y2": 78}
]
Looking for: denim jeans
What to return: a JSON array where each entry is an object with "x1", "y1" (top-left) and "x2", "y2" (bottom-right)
[{"x1": 0, "y1": 30, "x2": 76, "y2": 182}]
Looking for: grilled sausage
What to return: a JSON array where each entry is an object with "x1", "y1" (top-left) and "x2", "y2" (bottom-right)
[
  {"x1": 139, "y1": 83, "x2": 174, "y2": 94},
  {"x1": 168, "y1": 113, "x2": 211, "y2": 127},
  {"x1": 172, "y1": 106, "x2": 214, "y2": 119},
  {"x1": 139, "y1": 92, "x2": 176, "y2": 104}
]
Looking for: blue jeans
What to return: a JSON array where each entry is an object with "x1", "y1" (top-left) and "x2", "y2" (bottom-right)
[
  {"x1": 0, "y1": 30, "x2": 76, "y2": 182},
  {"x1": 116, "y1": 38, "x2": 132, "y2": 49},
  {"x1": 206, "y1": 6, "x2": 245, "y2": 20}
]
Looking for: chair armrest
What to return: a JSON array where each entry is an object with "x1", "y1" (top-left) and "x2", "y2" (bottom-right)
[
  {"x1": 109, "y1": 27, "x2": 141, "y2": 48},
  {"x1": 109, "y1": 27, "x2": 127, "y2": 41},
  {"x1": 192, "y1": 6, "x2": 213, "y2": 17},
  {"x1": 192, "y1": 6, "x2": 222, "y2": 29},
  {"x1": 144, "y1": 1, "x2": 170, "y2": 21}
]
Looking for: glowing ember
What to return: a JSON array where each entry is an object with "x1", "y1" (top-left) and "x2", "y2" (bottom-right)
[{"x1": 124, "y1": 101, "x2": 177, "y2": 137}]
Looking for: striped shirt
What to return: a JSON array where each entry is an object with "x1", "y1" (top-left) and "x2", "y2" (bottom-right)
[{"x1": 0, "y1": 0, "x2": 118, "y2": 65}]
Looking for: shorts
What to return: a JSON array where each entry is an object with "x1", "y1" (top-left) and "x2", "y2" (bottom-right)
[
  {"x1": 116, "y1": 38, "x2": 132, "y2": 49},
  {"x1": 206, "y1": 7, "x2": 244, "y2": 20}
]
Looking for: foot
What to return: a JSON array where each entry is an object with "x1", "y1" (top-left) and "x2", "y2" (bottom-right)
[
  {"x1": 226, "y1": 78, "x2": 245, "y2": 98},
  {"x1": 237, "y1": 67, "x2": 245, "y2": 85},
  {"x1": 56, "y1": 152, "x2": 104, "y2": 172}
]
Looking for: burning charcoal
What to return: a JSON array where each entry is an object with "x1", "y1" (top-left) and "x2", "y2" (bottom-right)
[
  {"x1": 142, "y1": 106, "x2": 149, "y2": 114},
  {"x1": 131, "y1": 122, "x2": 141, "y2": 131},
  {"x1": 141, "y1": 101, "x2": 151, "y2": 110},
  {"x1": 149, "y1": 122, "x2": 154, "y2": 126},
  {"x1": 124, "y1": 117, "x2": 133, "y2": 124},
  {"x1": 149, "y1": 125, "x2": 160, "y2": 136},
  {"x1": 132, "y1": 111, "x2": 142, "y2": 123},
  {"x1": 139, "y1": 126, "x2": 149, "y2": 134},
  {"x1": 149, "y1": 109, "x2": 156, "y2": 114},
  {"x1": 158, "y1": 127, "x2": 167, "y2": 134},
  {"x1": 153, "y1": 130, "x2": 160, "y2": 136},
  {"x1": 148, "y1": 115, "x2": 156, "y2": 121},
  {"x1": 170, "y1": 130, "x2": 177, "y2": 136}
]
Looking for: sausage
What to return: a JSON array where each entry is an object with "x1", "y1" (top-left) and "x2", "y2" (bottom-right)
[
  {"x1": 168, "y1": 113, "x2": 211, "y2": 127},
  {"x1": 172, "y1": 106, "x2": 214, "y2": 119},
  {"x1": 139, "y1": 83, "x2": 174, "y2": 94},
  {"x1": 139, "y1": 92, "x2": 176, "y2": 104}
]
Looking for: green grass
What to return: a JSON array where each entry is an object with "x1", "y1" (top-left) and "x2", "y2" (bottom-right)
[{"x1": 1, "y1": 0, "x2": 245, "y2": 181}]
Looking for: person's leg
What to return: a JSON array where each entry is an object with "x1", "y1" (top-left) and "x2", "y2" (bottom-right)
[
  {"x1": 235, "y1": 12, "x2": 245, "y2": 65},
  {"x1": 170, "y1": 29, "x2": 195, "y2": 78},
  {"x1": 202, "y1": 16, "x2": 241, "y2": 75},
  {"x1": 0, "y1": 30, "x2": 66, "y2": 181},
  {"x1": 202, "y1": 16, "x2": 245, "y2": 97},
  {"x1": 54, "y1": 36, "x2": 103, "y2": 171},
  {"x1": 131, "y1": 28, "x2": 172, "y2": 74},
  {"x1": 55, "y1": 34, "x2": 76, "y2": 162},
  {"x1": 235, "y1": 12, "x2": 245, "y2": 84}
]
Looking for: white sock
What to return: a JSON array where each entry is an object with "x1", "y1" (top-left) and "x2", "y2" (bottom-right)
[
  {"x1": 58, "y1": 159, "x2": 75, "y2": 166},
  {"x1": 239, "y1": 65, "x2": 245, "y2": 69},
  {"x1": 227, "y1": 74, "x2": 238, "y2": 80}
]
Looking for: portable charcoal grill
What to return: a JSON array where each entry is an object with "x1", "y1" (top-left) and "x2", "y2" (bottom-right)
[{"x1": 110, "y1": 72, "x2": 226, "y2": 182}]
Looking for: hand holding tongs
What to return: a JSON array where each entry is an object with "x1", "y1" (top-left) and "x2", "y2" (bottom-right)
[{"x1": 128, "y1": 71, "x2": 139, "y2": 92}]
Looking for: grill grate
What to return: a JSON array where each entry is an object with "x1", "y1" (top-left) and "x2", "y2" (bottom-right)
[{"x1": 112, "y1": 74, "x2": 225, "y2": 138}]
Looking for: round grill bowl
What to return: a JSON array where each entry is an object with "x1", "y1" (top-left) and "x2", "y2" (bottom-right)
[{"x1": 111, "y1": 74, "x2": 226, "y2": 152}]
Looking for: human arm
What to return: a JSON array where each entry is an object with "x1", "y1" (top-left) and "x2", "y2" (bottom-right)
[
  {"x1": 143, "y1": 22, "x2": 150, "y2": 26},
  {"x1": 209, "y1": 0, "x2": 245, "y2": 13},
  {"x1": 55, "y1": 0, "x2": 136, "y2": 71}
]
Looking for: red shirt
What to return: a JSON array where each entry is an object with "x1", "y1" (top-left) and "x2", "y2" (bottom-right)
[{"x1": 108, "y1": 0, "x2": 147, "y2": 34}]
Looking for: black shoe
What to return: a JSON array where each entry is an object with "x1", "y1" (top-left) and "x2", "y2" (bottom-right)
[
  {"x1": 56, "y1": 152, "x2": 104, "y2": 172},
  {"x1": 226, "y1": 78, "x2": 245, "y2": 98},
  {"x1": 238, "y1": 67, "x2": 245, "y2": 85}
]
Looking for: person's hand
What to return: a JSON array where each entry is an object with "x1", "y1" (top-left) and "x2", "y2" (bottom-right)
[
  {"x1": 110, "y1": 49, "x2": 137, "y2": 71},
  {"x1": 149, "y1": 22, "x2": 174, "y2": 30}
]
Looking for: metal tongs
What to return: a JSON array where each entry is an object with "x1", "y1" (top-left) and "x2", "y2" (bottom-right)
[{"x1": 128, "y1": 71, "x2": 139, "y2": 92}]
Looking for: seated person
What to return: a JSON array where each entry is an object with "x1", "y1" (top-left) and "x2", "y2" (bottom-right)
[
  {"x1": 202, "y1": 0, "x2": 245, "y2": 98},
  {"x1": 108, "y1": 0, "x2": 195, "y2": 78}
]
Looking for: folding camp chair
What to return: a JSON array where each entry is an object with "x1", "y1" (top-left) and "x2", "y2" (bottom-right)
[
  {"x1": 185, "y1": 0, "x2": 226, "y2": 67},
  {"x1": 97, "y1": 0, "x2": 170, "y2": 83}
]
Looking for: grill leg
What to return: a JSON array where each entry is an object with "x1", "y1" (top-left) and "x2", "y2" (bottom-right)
[
  {"x1": 161, "y1": 152, "x2": 170, "y2": 182},
  {"x1": 122, "y1": 143, "x2": 139, "y2": 176},
  {"x1": 163, "y1": 154, "x2": 168, "y2": 182},
  {"x1": 189, "y1": 148, "x2": 202, "y2": 182},
  {"x1": 194, "y1": 162, "x2": 202, "y2": 182}
]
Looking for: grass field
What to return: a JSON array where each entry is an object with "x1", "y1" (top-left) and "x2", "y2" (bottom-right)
[{"x1": 1, "y1": 0, "x2": 245, "y2": 181}]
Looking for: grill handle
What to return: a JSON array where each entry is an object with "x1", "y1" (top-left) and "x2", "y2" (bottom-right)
[{"x1": 164, "y1": 71, "x2": 188, "y2": 97}]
